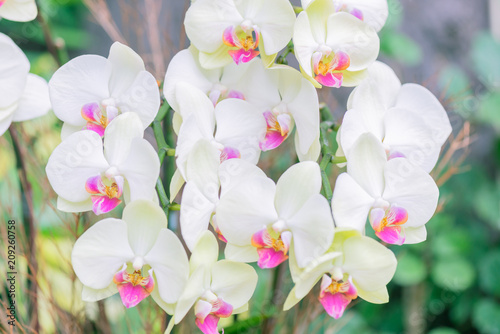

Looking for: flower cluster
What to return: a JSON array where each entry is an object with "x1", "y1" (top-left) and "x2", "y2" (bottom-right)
[{"x1": 2, "y1": 0, "x2": 453, "y2": 333}]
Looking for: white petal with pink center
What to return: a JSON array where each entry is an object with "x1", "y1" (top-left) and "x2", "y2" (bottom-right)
[
  {"x1": 0, "y1": 33, "x2": 51, "y2": 135},
  {"x1": 0, "y1": 0, "x2": 37, "y2": 22},
  {"x1": 301, "y1": 0, "x2": 388, "y2": 32},
  {"x1": 49, "y1": 42, "x2": 160, "y2": 139},
  {"x1": 285, "y1": 228, "x2": 397, "y2": 319},
  {"x1": 331, "y1": 133, "x2": 439, "y2": 245},
  {"x1": 294, "y1": 0, "x2": 379, "y2": 88},
  {"x1": 71, "y1": 200, "x2": 189, "y2": 310},
  {"x1": 217, "y1": 162, "x2": 334, "y2": 269},
  {"x1": 184, "y1": 0, "x2": 295, "y2": 69},
  {"x1": 46, "y1": 113, "x2": 160, "y2": 215},
  {"x1": 338, "y1": 61, "x2": 452, "y2": 172},
  {"x1": 172, "y1": 232, "x2": 258, "y2": 334}
]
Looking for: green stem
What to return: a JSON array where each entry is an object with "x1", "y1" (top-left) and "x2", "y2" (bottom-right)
[
  {"x1": 331, "y1": 155, "x2": 347, "y2": 164},
  {"x1": 293, "y1": 5, "x2": 303, "y2": 14}
]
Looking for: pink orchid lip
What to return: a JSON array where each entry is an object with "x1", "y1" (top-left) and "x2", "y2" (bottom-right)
[
  {"x1": 318, "y1": 274, "x2": 358, "y2": 319},
  {"x1": 370, "y1": 205, "x2": 408, "y2": 245},
  {"x1": 85, "y1": 174, "x2": 124, "y2": 215},
  {"x1": 220, "y1": 146, "x2": 241, "y2": 163},
  {"x1": 81, "y1": 102, "x2": 119, "y2": 137},
  {"x1": 251, "y1": 228, "x2": 291, "y2": 269},
  {"x1": 312, "y1": 51, "x2": 351, "y2": 88},
  {"x1": 113, "y1": 267, "x2": 155, "y2": 308},
  {"x1": 260, "y1": 111, "x2": 293, "y2": 151},
  {"x1": 222, "y1": 25, "x2": 260, "y2": 65},
  {"x1": 195, "y1": 297, "x2": 233, "y2": 334},
  {"x1": 195, "y1": 314, "x2": 221, "y2": 334}
]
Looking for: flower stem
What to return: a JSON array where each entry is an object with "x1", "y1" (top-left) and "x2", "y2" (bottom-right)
[{"x1": 35, "y1": 6, "x2": 68, "y2": 66}]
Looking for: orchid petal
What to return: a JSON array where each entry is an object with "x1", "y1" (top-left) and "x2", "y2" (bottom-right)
[
  {"x1": 0, "y1": 0, "x2": 37, "y2": 22},
  {"x1": 0, "y1": 33, "x2": 29, "y2": 109},
  {"x1": 12, "y1": 74, "x2": 51, "y2": 122}
]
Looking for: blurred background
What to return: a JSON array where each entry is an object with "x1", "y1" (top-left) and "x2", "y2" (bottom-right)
[{"x1": 0, "y1": 0, "x2": 499, "y2": 333}]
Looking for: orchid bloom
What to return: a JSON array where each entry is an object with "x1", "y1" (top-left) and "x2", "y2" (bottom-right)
[
  {"x1": 71, "y1": 200, "x2": 189, "y2": 312},
  {"x1": 217, "y1": 162, "x2": 334, "y2": 269},
  {"x1": 285, "y1": 228, "x2": 397, "y2": 319},
  {"x1": 0, "y1": 33, "x2": 51, "y2": 136},
  {"x1": 336, "y1": 61, "x2": 452, "y2": 172},
  {"x1": 164, "y1": 48, "x2": 271, "y2": 113},
  {"x1": 301, "y1": 0, "x2": 388, "y2": 32},
  {"x1": 171, "y1": 231, "x2": 258, "y2": 334},
  {"x1": 180, "y1": 147, "x2": 268, "y2": 250},
  {"x1": 294, "y1": 0, "x2": 380, "y2": 88},
  {"x1": 184, "y1": 0, "x2": 295, "y2": 69},
  {"x1": 331, "y1": 133, "x2": 439, "y2": 245},
  {"x1": 46, "y1": 113, "x2": 160, "y2": 215},
  {"x1": 49, "y1": 42, "x2": 160, "y2": 139},
  {"x1": 175, "y1": 84, "x2": 266, "y2": 181},
  {"x1": 254, "y1": 65, "x2": 321, "y2": 161},
  {"x1": 0, "y1": 0, "x2": 37, "y2": 22}
]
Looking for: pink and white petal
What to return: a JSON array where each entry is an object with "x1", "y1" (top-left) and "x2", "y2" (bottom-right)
[
  {"x1": 346, "y1": 133, "x2": 387, "y2": 197},
  {"x1": 382, "y1": 158, "x2": 439, "y2": 228},
  {"x1": 123, "y1": 199, "x2": 168, "y2": 257},
  {"x1": 224, "y1": 243, "x2": 259, "y2": 263},
  {"x1": 46, "y1": 130, "x2": 108, "y2": 202},
  {"x1": 375, "y1": 225, "x2": 405, "y2": 245},
  {"x1": 383, "y1": 107, "x2": 439, "y2": 172},
  {"x1": 107, "y1": 42, "x2": 145, "y2": 97},
  {"x1": 216, "y1": 176, "x2": 278, "y2": 246},
  {"x1": 116, "y1": 279, "x2": 153, "y2": 308},
  {"x1": 331, "y1": 173, "x2": 375, "y2": 231},
  {"x1": 287, "y1": 194, "x2": 334, "y2": 268},
  {"x1": 260, "y1": 128, "x2": 287, "y2": 151},
  {"x1": 316, "y1": 72, "x2": 343, "y2": 88},
  {"x1": 275, "y1": 162, "x2": 322, "y2": 220},
  {"x1": 144, "y1": 229, "x2": 190, "y2": 304},
  {"x1": 103, "y1": 112, "x2": 144, "y2": 166},
  {"x1": 0, "y1": 33, "x2": 29, "y2": 108},
  {"x1": 81, "y1": 283, "x2": 118, "y2": 302},
  {"x1": 71, "y1": 218, "x2": 134, "y2": 289},
  {"x1": 184, "y1": 0, "x2": 243, "y2": 53},
  {"x1": 115, "y1": 70, "x2": 160, "y2": 130},
  {"x1": 325, "y1": 12, "x2": 379, "y2": 71},
  {"x1": 256, "y1": 247, "x2": 288, "y2": 269},
  {"x1": 250, "y1": 0, "x2": 295, "y2": 54},
  {"x1": 396, "y1": 83, "x2": 452, "y2": 147},
  {"x1": 49, "y1": 55, "x2": 111, "y2": 125},
  {"x1": 180, "y1": 182, "x2": 217, "y2": 251},
  {"x1": 163, "y1": 49, "x2": 216, "y2": 112},
  {"x1": 189, "y1": 231, "x2": 219, "y2": 275},
  {"x1": 119, "y1": 138, "x2": 160, "y2": 201},
  {"x1": 293, "y1": 252, "x2": 342, "y2": 299},
  {"x1": 214, "y1": 99, "x2": 266, "y2": 164},
  {"x1": 335, "y1": 0, "x2": 388, "y2": 32},
  {"x1": 12, "y1": 74, "x2": 51, "y2": 122},
  {"x1": 90, "y1": 196, "x2": 122, "y2": 215},
  {"x1": 196, "y1": 314, "x2": 220, "y2": 334},
  {"x1": 211, "y1": 260, "x2": 258, "y2": 310},
  {"x1": 228, "y1": 49, "x2": 260, "y2": 65},
  {"x1": 341, "y1": 235, "x2": 397, "y2": 295},
  {"x1": 320, "y1": 292, "x2": 351, "y2": 319},
  {"x1": 293, "y1": 12, "x2": 319, "y2": 77},
  {"x1": 56, "y1": 196, "x2": 93, "y2": 213},
  {"x1": 195, "y1": 299, "x2": 213, "y2": 322}
]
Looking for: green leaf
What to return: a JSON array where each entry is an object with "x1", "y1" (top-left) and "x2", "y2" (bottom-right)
[
  {"x1": 428, "y1": 328, "x2": 461, "y2": 334},
  {"x1": 472, "y1": 298, "x2": 500, "y2": 334},
  {"x1": 471, "y1": 32, "x2": 500, "y2": 91},
  {"x1": 431, "y1": 229, "x2": 472, "y2": 258},
  {"x1": 431, "y1": 257, "x2": 475, "y2": 292},
  {"x1": 393, "y1": 251, "x2": 427, "y2": 286},
  {"x1": 380, "y1": 31, "x2": 422, "y2": 66},
  {"x1": 474, "y1": 180, "x2": 500, "y2": 230},
  {"x1": 479, "y1": 251, "x2": 500, "y2": 298},
  {"x1": 476, "y1": 92, "x2": 500, "y2": 133}
]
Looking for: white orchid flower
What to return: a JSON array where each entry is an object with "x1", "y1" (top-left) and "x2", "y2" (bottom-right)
[
  {"x1": 294, "y1": 0, "x2": 380, "y2": 88},
  {"x1": 284, "y1": 228, "x2": 397, "y2": 319},
  {"x1": 0, "y1": 33, "x2": 50, "y2": 135},
  {"x1": 301, "y1": 0, "x2": 388, "y2": 32},
  {"x1": 164, "y1": 48, "x2": 276, "y2": 116},
  {"x1": 0, "y1": 0, "x2": 37, "y2": 22},
  {"x1": 217, "y1": 162, "x2": 334, "y2": 269},
  {"x1": 46, "y1": 113, "x2": 160, "y2": 215},
  {"x1": 337, "y1": 61, "x2": 452, "y2": 172},
  {"x1": 49, "y1": 42, "x2": 160, "y2": 139},
  {"x1": 171, "y1": 231, "x2": 258, "y2": 334},
  {"x1": 184, "y1": 0, "x2": 296, "y2": 69},
  {"x1": 175, "y1": 84, "x2": 266, "y2": 181},
  {"x1": 71, "y1": 200, "x2": 189, "y2": 311},
  {"x1": 180, "y1": 149, "x2": 268, "y2": 250},
  {"x1": 331, "y1": 133, "x2": 439, "y2": 245}
]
